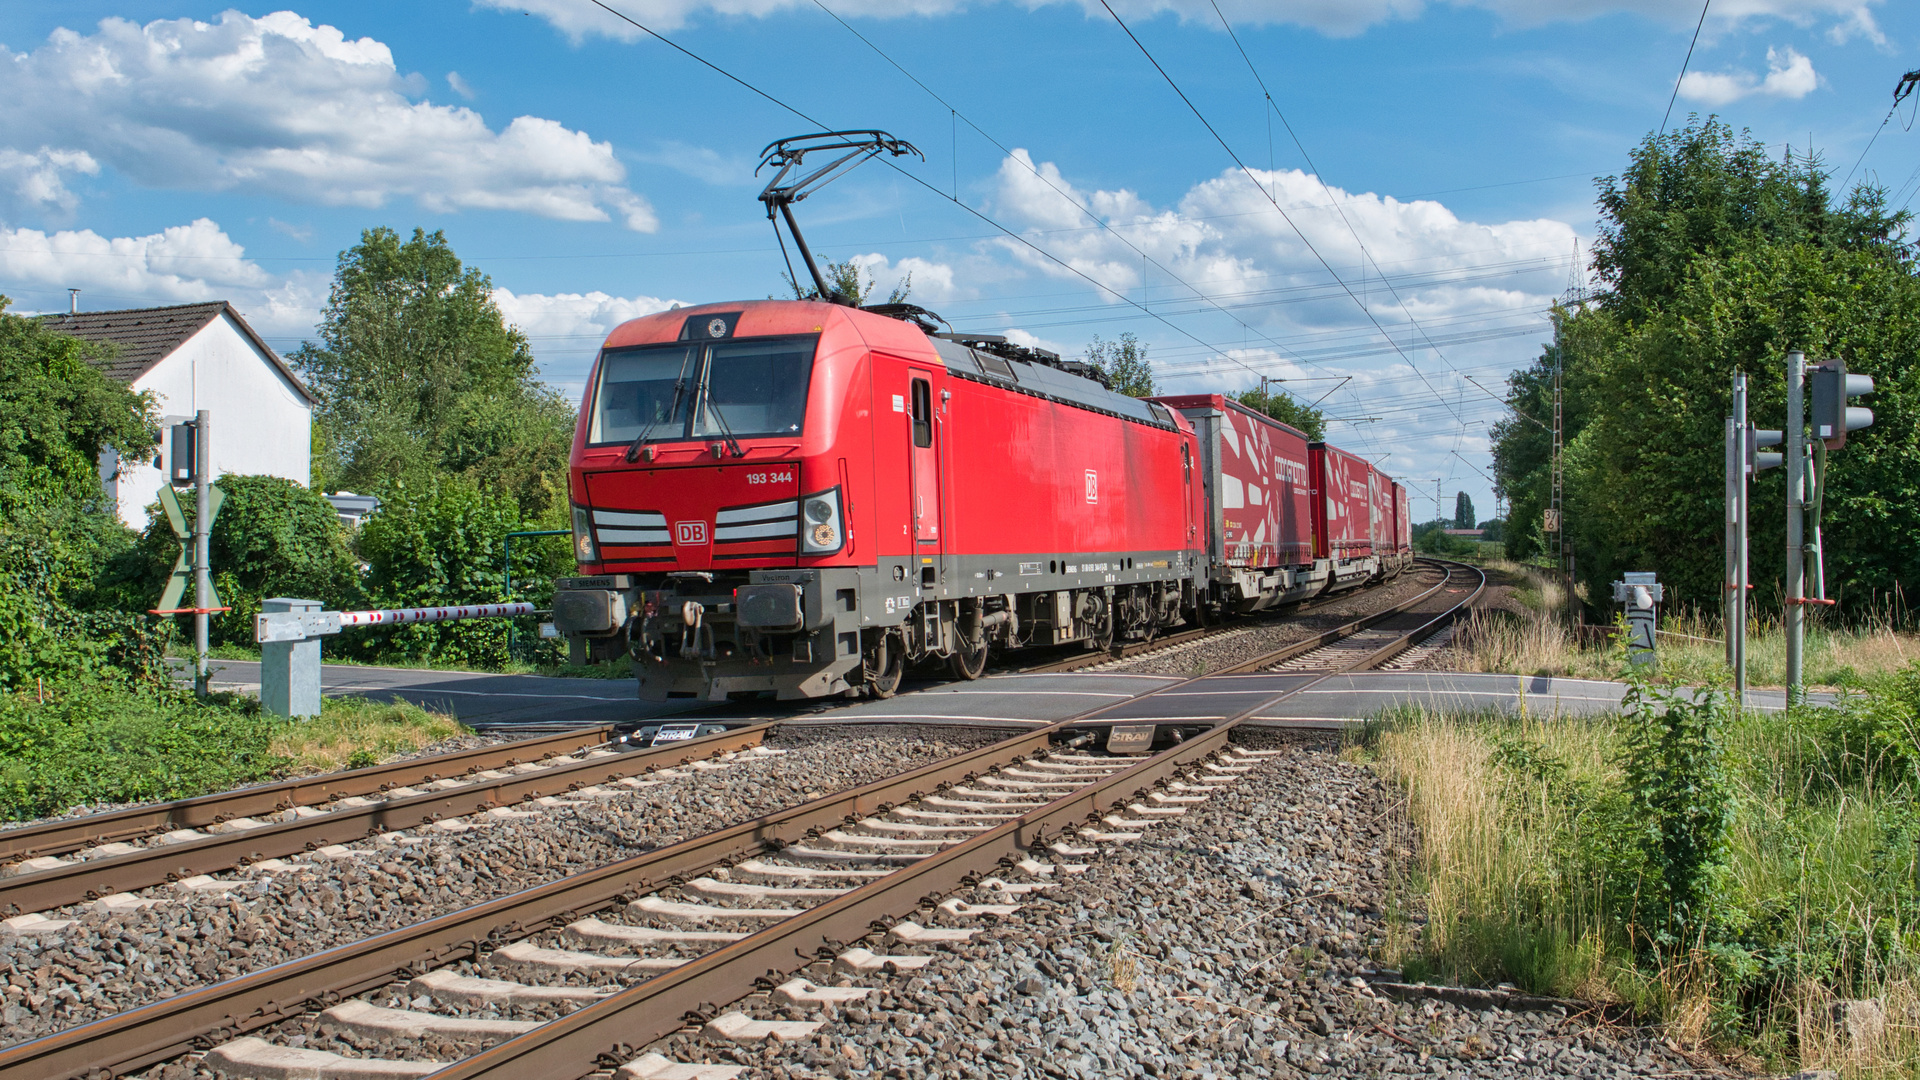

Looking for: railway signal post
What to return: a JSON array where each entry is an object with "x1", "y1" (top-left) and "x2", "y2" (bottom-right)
[{"x1": 1787, "y1": 357, "x2": 1875, "y2": 701}]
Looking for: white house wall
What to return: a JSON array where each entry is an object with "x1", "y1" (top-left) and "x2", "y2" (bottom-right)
[{"x1": 112, "y1": 312, "x2": 312, "y2": 528}]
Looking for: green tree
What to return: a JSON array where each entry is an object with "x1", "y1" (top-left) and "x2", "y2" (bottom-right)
[
  {"x1": 783, "y1": 259, "x2": 911, "y2": 306},
  {"x1": 1230, "y1": 384, "x2": 1327, "y2": 440},
  {"x1": 0, "y1": 298, "x2": 165, "y2": 690},
  {"x1": 291, "y1": 227, "x2": 575, "y2": 520},
  {"x1": 351, "y1": 475, "x2": 569, "y2": 666},
  {"x1": 1086, "y1": 333, "x2": 1156, "y2": 398},
  {"x1": 1454, "y1": 492, "x2": 1476, "y2": 530},
  {"x1": 1491, "y1": 118, "x2": 1918, "y2": 613},
  {"x1": 0, "y1": 297, "x2": 155, "y2": 517}
]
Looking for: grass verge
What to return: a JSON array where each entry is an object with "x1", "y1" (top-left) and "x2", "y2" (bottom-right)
[
  {"x1": 0, "y1": 678, "x2": 466, "y2": 822},
  {"x1": 1451, "y1": 560, "x2": 1917, "y2": 688},
  {"x1": 1353, "y1": 664, "x2": 1920, "y2": 1074}
]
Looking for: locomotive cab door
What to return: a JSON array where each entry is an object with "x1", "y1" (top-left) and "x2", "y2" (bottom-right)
[{"x1": 907, "y1": 370, "x2": 943, "y2": 586}]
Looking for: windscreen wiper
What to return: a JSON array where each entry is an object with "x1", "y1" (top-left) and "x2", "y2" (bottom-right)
[
  {"x1": 702, "y1": 399, "x2": 746, "y2": 459},
  {"x1": 626, "y1": 352, "x2": 696, "y2": 462}
]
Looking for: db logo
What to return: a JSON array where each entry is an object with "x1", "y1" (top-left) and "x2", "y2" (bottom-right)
[
  {"x1": 674, "y1": 521, "x2": 708, "y2": 545},
  {"x1": 1084, "y1": 470, "x2": 1098, "y2": 504}
]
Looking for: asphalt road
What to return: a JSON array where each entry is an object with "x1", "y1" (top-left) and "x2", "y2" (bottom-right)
[{"x1": 195, "y1": 658, "x2": 1804, "y2": 731}]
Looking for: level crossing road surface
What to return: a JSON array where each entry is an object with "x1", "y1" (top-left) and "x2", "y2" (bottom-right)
[{"x1": 186, "y1": 659, "x2": 1811, "y2": 730}]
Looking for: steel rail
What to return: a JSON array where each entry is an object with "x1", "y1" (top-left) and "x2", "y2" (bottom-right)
[
  {"x1": 3, "y1": 569, "x2": 1487, "y2": 1080},
  {"x1": 0, "y1": 725, "x2": 772, "y2": 916},
  {"x1": 0, "y1": 724, "x2": 628, "y2": 862},
  {"x1": 1341, "y1": 560, "x2": 1486, "y2": 670},
  {"x1": 433, "y1": 570, "x2": 1482, "y2": 1080}
]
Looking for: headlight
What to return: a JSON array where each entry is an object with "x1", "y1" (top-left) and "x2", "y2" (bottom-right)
[
  {"x1": 799, "y1": 487, "x2": 843, "y2": 555},
  {"x1": 571, "y1": 504, "x2": 597, "y2": 563}
]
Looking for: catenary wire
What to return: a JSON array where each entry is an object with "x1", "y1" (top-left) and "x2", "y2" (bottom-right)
[
  {"x1": 1208, "y1": 0, "x2": 1554, "y2": 426},
  {"x1": 1659, "y1": 0, "x2": 1712, "y2": 137},
  {"x1": 1097, "y1": 0, "x2": 1471, "y2": 430},
  {"x1": 806, "y1": 0, "x2": 1322, "y2": 400}
]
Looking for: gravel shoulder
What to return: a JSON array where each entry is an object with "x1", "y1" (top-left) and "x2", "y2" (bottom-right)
[
  {"x1": 631, "y1": 731, "x2": 1722, "y2": 1080},
  {"x1": 0, "y1": 724, "x2": 1003, "y2": 1048}
]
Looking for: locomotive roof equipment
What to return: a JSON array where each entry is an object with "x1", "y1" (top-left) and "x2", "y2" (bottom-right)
[{"x1": 757, "y1": 130, "x2": 922, "y2": 305}]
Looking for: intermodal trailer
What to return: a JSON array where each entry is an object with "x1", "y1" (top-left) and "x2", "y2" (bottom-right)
[
  {"x1": 1153, "y1": 393, "x2": 1321, "y2": 612},
  {"x1": 1309, "y1": 441, "x2": 1379, "y2": 593}
]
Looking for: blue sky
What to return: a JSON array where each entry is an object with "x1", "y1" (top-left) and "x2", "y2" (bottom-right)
[{"x1": 2, "y1": 0, "x2": 1915, "y2": 523}]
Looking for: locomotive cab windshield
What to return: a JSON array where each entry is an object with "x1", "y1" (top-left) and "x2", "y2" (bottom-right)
[{"x1": 589, "y1": 334, "x2": 818, "y2": 446}]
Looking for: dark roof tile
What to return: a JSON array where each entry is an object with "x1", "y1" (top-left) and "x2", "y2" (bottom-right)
[{"x1": 38, "y1": 301, "x2": 314, "y2": 403}]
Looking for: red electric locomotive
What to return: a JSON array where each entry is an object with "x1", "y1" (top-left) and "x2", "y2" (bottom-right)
[{"x1": 552, "y1": 298, "x2": 1205, "y2": 701}]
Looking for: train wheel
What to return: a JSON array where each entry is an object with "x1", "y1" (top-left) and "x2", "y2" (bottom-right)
[
  {"x1": 865, "y1": 631, "x2": 905, "y2": 698},
  {"x1": 949, "y1": 634, "x2": 988, "y2": 680}
]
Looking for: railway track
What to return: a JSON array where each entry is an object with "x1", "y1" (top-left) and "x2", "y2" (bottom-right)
[
  {"x1": 0, "y1": 725, "x2": 633, "y2": 865},
  {"x1": 0, "y1": 562, "x2": 1484, "y2": 1080},
  {"x1": 0, "y1": 725, "x2": 769, "y2": 920},
  {"x1": 1256, "y1": 560, "x2": 1485, "y2": 674},
  {"x1": 1015, "y1": 568, "x2": 1422, "y2": 676}
]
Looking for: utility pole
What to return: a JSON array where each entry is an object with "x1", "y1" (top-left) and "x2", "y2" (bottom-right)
[
  {"x1": 1785, "y1": 351, "x2": 1805, "y2": 704},
  {"x1": 194, "y1": 409, "x2": 212, "y2": 700},
  {"x1": 1551, "y1": 349, "x2": 1567, "y2": 625}
]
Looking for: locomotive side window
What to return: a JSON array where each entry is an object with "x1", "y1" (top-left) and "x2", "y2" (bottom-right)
[{"x1": 911, "y1": 379, "x2": 932, "y2": 447}]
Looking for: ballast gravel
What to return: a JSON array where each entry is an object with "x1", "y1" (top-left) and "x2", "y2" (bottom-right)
[
  {"x1": 0, "y1": 724, "x2": 1001, "y2": 1049},
  {"x1": 633, "y1": 731, "x2": 1718, "y2": 1080},
  {"x1": 1111, "y1": 567, "x2": 1448, "y2": 678}
]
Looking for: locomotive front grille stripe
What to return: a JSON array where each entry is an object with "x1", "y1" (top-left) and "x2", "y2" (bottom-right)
[
  {"x1": 592, "y1": 509, "x2": 666, "y2": 528},
  {"x1": 715, "y1": 501, "x2": 798, "y2": 525},
  {"x1": 714, "y1": 519, "x2": 796, "y2": 542},
  {"x1": 597, "y1": 527, "x2": 671, "y2": 545}
]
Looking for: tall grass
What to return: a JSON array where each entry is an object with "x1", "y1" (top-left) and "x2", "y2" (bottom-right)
[
  {"x1": 1450, "y1": 561, "x2": 1918, "y2": 688},
  {"x1": 1360, "y1": 676, "x2": 1920, "y2": 1073}
]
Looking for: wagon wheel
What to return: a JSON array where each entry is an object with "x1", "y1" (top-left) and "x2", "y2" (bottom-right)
[{"x1": 865, "y1": 630, "x2": 905, "y2": 698}]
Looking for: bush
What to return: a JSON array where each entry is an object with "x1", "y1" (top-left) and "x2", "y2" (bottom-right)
[
  {"x1": 352, "y1": 474, "x2": 566, "y2": 666},
  {"x1": 122, "y1": 474, "x2": 362, "y2": 647},
  {"x1": 0, "y1": 504, "x2": 166, "y2": 691},
  {"x1": 0, "y1": 680, "x2": 280, "y2": 819}
]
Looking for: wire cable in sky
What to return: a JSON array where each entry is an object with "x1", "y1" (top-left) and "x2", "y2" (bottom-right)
[
  {"x1": 584, "y1": 0, "x2": 1317, "y2": 403},
  {"x1": 807, "y1": 0, "x2": 1321, "y2": 399},
  {"x1": 1098, "y1": 0, "x2": 1468, "y2": 428},
  {"x1": 1208, "y1": 0, "x2": 1532, "y2": 429},
  {"x1": 1839, "y1": 69, "x2": 1920, "y2": 193},
  {"x1": 1659, "y1": 0, "x2": 1711, "y2": 137}
]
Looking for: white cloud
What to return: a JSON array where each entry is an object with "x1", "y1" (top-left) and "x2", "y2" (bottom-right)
[
  {"x1": 0, "y1": 217, "x2": 333, "y2": 340},
  {"x1": 1678, "y1": 46, "x2": 1819, "y2": 105},
  {"x1": 495, "y1": 0, "x2": 1879, "y2": 41},
  {"x1": 845, "y1": 253, "x2": 967, "y2": 304},
  {"x1": 986, "y1": 149, "x2": 1575, "y2": 339},
  {"x1": 0, "y1": 11, "x2": 656, "y2": 230},
  {"x1": 0, "y1": 148, "x2": 99, "y2": 214},
  {"x1": 446, "y1": 71, "x2": 477, "y2": 99}
]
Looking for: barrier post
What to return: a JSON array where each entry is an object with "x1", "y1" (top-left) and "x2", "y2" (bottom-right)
[{"x1": 261, "y1": 597, "x2": 323, "y2": 719}]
